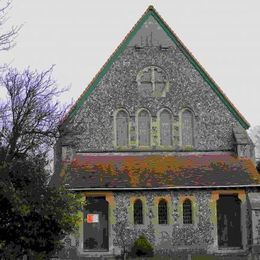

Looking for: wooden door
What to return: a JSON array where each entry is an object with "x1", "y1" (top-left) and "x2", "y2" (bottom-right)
[
  {"x1": 217, "y1": 195, "x2": 242, "y2": 248},
  {"x1": 84, "y1": 197, "x2": 109, "y2": 251}
]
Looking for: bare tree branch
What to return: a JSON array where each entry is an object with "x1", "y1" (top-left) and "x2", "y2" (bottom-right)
[
  {"x1": 0, "y1": 0, "x2": 21, "y2": 51},
  {"x1": 0, "y1": 66, "x2": 69, "y2": 162}
]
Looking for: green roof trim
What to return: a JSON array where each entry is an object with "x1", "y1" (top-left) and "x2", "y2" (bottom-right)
[{"x1": 66, "y1": 6, "x2": 250, "y2": 129}]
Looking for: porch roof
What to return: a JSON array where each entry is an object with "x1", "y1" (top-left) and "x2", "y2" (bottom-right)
[{"x1": 50, "y1": 152, "x2": 260, "y2": 190}]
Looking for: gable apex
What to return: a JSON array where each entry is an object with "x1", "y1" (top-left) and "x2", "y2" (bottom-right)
[{"x1": 62, "y1": 6, "x2": 250, "y2": 129}]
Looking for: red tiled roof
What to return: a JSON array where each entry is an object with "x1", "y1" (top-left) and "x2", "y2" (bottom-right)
[{"x1": 50, "y1": 153, "x2": 260, "y2": 189}]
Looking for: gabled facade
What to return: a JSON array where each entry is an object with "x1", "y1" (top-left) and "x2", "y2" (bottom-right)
[{"x1": 51, "y1": 6, "x2": 260, "y2": 258}]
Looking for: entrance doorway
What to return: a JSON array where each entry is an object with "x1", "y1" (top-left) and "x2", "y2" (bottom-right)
[
  {"x1": 84, "y1": 196, "x2": 109, "y2": 251},
  {"x1": 217, "y1": 194, "x2": 242, "y2": 248}
]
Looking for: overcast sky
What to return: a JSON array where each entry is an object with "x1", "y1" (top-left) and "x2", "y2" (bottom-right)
[{"x1": 1, "y1": 0, "x2": 260, "y2": 128}]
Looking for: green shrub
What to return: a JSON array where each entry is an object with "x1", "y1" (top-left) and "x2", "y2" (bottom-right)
[{"x1": 131, "y1": 235, "x2": 154, "y2": 257}]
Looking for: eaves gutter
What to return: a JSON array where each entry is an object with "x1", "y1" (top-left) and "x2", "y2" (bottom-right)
[{"x1": 69, "y1": 184, "x2": 260, "y2": 191}]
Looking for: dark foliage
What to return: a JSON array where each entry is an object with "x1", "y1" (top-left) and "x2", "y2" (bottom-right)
[
  {"x1": 0, "y1": 66, "x2": 81, "y2": 258},
  {"x1": 0, "y1": 155, "x2": 81, "y2": 258},
  {"x1": 131, "y1": 235, "x2": 154, "y2": 257}
]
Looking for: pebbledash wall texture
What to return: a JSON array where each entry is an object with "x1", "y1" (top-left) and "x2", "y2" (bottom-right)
[{"x1": 51, "y1": 6, "x2": 260, "y2": 259}]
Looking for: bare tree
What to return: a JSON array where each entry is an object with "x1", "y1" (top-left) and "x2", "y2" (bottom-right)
[
  {"x1": 0, "y1": 66, "x2": 82, "y2": 259},
  {"x1": 0, "y1": 0, "x2": 20, "y2": 51},
  {"x1": 0, "y1": 66, "x2": 68, "y2": 162}
]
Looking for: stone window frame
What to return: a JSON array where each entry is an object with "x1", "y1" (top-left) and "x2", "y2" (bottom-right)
[
  {"x1": 134, "y1": 199, "x2": 144, "y2": 225},
  {"x1": 157, "y1": 108, "x2": 173, "y2": 147},
  {"x1": 153, "y1": 196, "x2": 172, "y2": 226},
  {"x1": 179, "y1": 107, "x2": 195, "y2": 149},
  {"x1": 158, "y1": 198, "x2": 168, "y2": 225},
  {"x1": 136, "y1": 108, "x2": 152, "y2": 147},
  {"x1": 183, "y1": 199, "x2": 193, "y2": 224},
  {"x1": 136, "y1": 65, "x2": 170, "y2": 97},
  {"x1": 179, "y1": 195, "x2": 197, "y2": 227},
  {"x1": 113, "y1": 108, "x2": 130, "y2": 148}
]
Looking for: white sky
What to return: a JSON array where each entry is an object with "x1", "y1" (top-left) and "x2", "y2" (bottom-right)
[{"x1": 1, "y1": 0, "x2": 260, "y2": 128}]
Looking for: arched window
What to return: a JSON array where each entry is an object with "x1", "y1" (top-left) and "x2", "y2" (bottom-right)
[
  {"x1": 138, "y1": 110, "x2": 150, "y2": 146},
  {"x1": 134, "y1": 199, "x2": 143, "y2": 224},
  {"x1": 158, "y1": 199, "x2": 168, "y2": 224},
  {"x1": 183, "y1": 199, "x2": 193, "y2": 224},
  {"x1": 160, "y1": 110, "x2": 172, "y2": 146},
  {"x1": 181, "y1": 109, "x2": 194, "y2": 147},
  {"x1": 116, "y1": 110, "x2": 128, "y2": 146}
]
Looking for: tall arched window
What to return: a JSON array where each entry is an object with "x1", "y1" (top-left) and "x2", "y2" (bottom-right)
[
  {"x1": 181, "y1": 109, "x2": 194, "y2": 147},
  {"x1": 134, "y1": 199, "x2": 143, "y2": 224},
  {"x1": 160, "y1": 110, "x2": 172, "y2": 146},
  {"x1": 116, "y1": 110, "x2": 128, "y2": 146},
  {"x1": 158, "y1": 199, "x2": 168, "y2": 224},
  {"x1": 183, "y1": 199, "x2": 193, "y2": 224},
  {"x1": 138, "y1": 110, "x2": 150, "y2": 146}
]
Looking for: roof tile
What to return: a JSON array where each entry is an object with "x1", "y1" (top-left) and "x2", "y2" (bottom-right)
[{"x1": 50, "y1": 153, "x2": 260, "y2": 189}]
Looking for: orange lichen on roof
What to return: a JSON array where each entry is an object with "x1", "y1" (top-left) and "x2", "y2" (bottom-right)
[
  {"x1": 242, "y1": 158, "x2": 260, "y2": 182},
  {"x1": 56, "y1": 153, "x2": 260, "y2": 189}
]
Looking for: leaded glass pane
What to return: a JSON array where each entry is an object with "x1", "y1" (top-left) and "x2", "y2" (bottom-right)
[
  {"x1": 160, "y1": 110, "x2": 172, "y2": 146},
  {"x1": 116, "y1": 111, "x2": 128, "y2": 146},
  {"x1": 134, "y1": 199, "x2": 143, "y2": 224},
  {"x1": 158, "y1": 199, "x2": 168, "y2": 224},
  {"x1": 183, "y1": 199, "x2": 192, "y2": 224},
  {"x1": 138, "y1": 110, "x2": 150, "y2": 146},
  {"x1": 182, "y1": 110, "x2": 193, "y2": 147}
]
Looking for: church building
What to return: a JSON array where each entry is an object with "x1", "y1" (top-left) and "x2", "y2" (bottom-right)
[{"x1": 50, "y1": 6, "x2": 260, "y2": 258}]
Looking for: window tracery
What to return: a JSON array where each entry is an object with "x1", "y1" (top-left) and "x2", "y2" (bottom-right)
[{"x1": 137, "y1": 66, "x2": 169, "y2": 97}]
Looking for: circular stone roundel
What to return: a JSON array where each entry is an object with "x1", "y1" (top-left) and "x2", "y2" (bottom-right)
[{"x1": 136, "y1": 66, "x2": 169, "y2": 97}]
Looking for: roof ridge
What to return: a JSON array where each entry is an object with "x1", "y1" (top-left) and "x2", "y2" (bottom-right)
[
  {"x1": 149, "y1": 7, "x2": 250, "y2": 128},
  {"x1": 60, "y1": 6, "x2": 250, "y2": 129},
  {"x1": 60, "y1": 6, "x2": 152, "y2": 125}
]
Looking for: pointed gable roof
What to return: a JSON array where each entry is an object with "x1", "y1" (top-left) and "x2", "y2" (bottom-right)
[{"x1": 62, "y1": 5, "x2": 250, "y2": 129}]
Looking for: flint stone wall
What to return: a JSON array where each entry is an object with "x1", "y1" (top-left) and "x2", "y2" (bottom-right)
[
  {"x1": 112, "y1": 190, "x2": 215, "y2": 255},
  {"x1": 62, "y1": 46, "x2": 243, "y2": 152}
]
